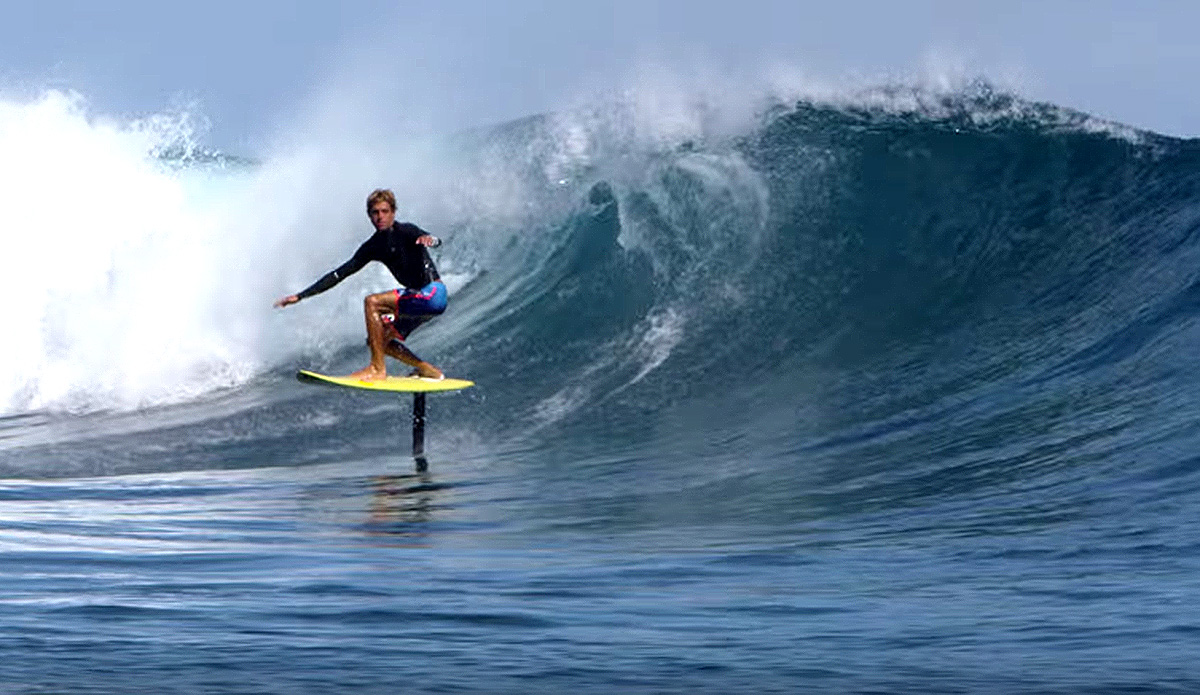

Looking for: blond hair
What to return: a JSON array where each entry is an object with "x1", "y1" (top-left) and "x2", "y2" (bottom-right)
[{"x1": 366, "y1": 188, "x2": 396, "y2": 211}]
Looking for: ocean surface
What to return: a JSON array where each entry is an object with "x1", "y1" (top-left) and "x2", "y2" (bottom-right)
[{"x1": 3, "y1": 84, "x2": 1200, "y2": 692}]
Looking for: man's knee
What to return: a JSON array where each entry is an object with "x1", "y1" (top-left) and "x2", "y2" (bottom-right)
[{"x1": 364, "y1": 292, "x2": 394, "y2": 313}]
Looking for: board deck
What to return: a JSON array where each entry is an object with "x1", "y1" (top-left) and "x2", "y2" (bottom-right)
[{"x1": 297, "y1": 369, "x2": 474, "y2": 393}]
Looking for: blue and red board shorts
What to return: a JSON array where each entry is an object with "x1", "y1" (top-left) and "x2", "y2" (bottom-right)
[{"x1": 383, "y1": 280, "x2": 447, "y2": 341}]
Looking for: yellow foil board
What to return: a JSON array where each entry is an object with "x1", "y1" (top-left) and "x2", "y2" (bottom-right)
[{"x1": 297, "y1": 370, "x2": 474, "y2": 393}]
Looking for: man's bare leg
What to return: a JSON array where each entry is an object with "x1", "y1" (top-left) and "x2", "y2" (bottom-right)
[
  {"x1": 348, "y1": 292, "x2": 395, "y2": 380},
  {"x1": 384, "y1": 340, "x2": 444, "y2": 379},
  {"x1": 348, "y1": 291, "x2": 444, "y2": 380}
]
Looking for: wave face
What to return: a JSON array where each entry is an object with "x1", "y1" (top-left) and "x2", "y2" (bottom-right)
[
  {"x1": 431, "y1": 89, "x2": 1200, "y2": 520},
  {"x1": 7, "y1": 85, "x2": 1200, "y2": 509}
]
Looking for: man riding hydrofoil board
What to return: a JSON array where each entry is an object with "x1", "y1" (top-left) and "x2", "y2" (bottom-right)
[{"x1": 274, "y1": 189, "x2": 447, "y2": 381}]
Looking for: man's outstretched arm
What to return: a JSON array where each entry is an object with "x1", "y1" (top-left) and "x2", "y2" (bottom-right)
[{"x1": 274, "y1": 245, "x2": 371, "y2": 308}]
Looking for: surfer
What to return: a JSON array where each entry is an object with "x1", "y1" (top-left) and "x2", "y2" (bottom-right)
[{"x1": 274, "y1": 189, "x2": 446, "y2": 381}]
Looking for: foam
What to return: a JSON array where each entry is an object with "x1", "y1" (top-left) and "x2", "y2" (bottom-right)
[
  {"x1": 0, "y1": 91, "x2": 392, "y2": 414},
  {"x1": 0, "y1": 87, "x2": 550, "y2": 416}
]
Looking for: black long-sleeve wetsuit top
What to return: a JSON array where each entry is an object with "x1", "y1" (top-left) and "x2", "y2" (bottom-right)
[{"x1": 297, "y1": 222, "x2": 441, "y2": 300}]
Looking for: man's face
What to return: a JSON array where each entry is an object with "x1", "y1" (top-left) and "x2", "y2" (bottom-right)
[{"x1": 369, "y1": 202, "x2": 396, "y2": 231}]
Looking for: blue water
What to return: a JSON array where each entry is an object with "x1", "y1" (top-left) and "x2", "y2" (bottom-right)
[{"x1": 5, "y1": 87, "x2": 1200, "y2": 692}]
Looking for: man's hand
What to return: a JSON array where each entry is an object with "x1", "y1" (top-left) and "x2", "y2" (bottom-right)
[
  {"x1": 274, "y1": 294, "x2": 300, "y2": 309},
  {"x1": 416, "y1": 235, "x2": 439, "y2": 247}
]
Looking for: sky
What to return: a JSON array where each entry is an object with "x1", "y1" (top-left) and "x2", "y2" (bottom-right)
[{"x1": 2, "y1": 0, "x2": 1199, "y2": 152}]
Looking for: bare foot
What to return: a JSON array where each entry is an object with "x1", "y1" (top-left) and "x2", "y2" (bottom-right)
[
  {"x1": 414, "y1": 362, "x2": 444, "y2": 380},
  {"x1": 348, "y1": 365, "x2": 388, "y2": 381}
]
